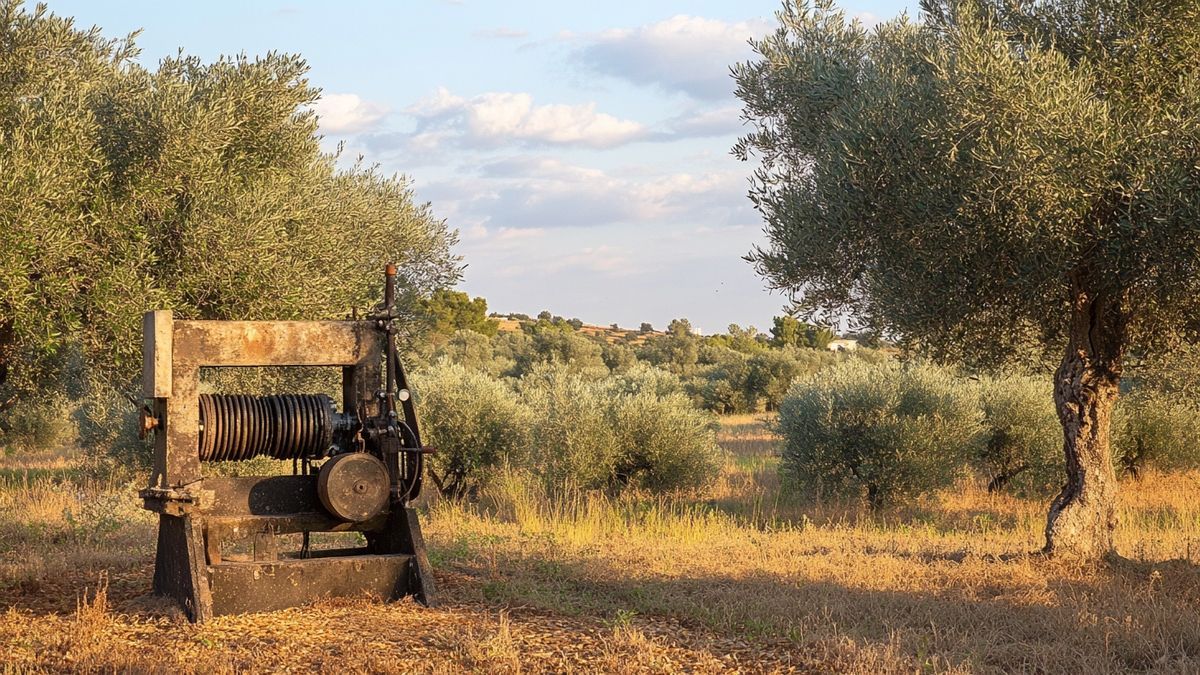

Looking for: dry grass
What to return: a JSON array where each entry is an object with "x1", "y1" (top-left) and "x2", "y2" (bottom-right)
[{"x1": 3, "y1": 417, "x2": 1200, "y2": 672}]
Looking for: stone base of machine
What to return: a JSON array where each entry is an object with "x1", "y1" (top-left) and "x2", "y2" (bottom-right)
[
  {"x1": 207, "y1": 552, "x2": 416, "y2": 616},
  {"x1": 147, "y1": 497, "x2": 436, "y2": 622}
]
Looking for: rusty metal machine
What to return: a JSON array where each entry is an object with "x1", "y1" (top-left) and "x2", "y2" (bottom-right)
[{"x1": 138, "y1": 265, "x2": 434, "y2": 621}]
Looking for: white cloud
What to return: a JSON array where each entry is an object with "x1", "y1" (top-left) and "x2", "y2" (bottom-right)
[
  {"x1": 576, "y1": 15, "x2": 772, "y2": 100},
  {"x1": 359, "y1": 88, "x2": 743, "y2": 161},
  {"x1": 494, "y1": 244, "x2": 632, "y2": 278},
  {"x1": 462, "y1": 223, "x2": 489, "y2": 240},
  {"x1": 479, "y1": 155, "x2": 606, "y2": 180},
  {"x1": 854, "y1": 12, "x2": 882, "y2": 28},
  {"x1": 496, "y1": 227, "x2": 545, "y2": 240},
  {"x1": 402, "y1": 88, "x2": 644, "y2": 149},
  {"x1": 406, "y1": 87, "x2": 466, "y2": 117},
  {"x1": 425, "y1": 156, "x2": 753, "y2": 232},
  {"x1": 313, "y1": 93, "x2": 390, "y2": 134},
  {"x1": 544, "y1": 245, "x2": 634, "y2": 276},
  {"x1": 415, "y1": 154, "x2": 780, "y2": 330}
]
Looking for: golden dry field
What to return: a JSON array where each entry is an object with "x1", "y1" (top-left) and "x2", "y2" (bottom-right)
[{"x1": 3, "y1": 417, "x2": 1200, "y2": 673}]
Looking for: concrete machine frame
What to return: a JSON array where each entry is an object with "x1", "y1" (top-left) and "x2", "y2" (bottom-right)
[{"x1": 137, "y1": 265, "x2": 434, "y2": 621}]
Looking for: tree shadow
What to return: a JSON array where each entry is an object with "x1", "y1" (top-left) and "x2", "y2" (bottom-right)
[
  {"x1": 455, "y1": 547, "x2": 1200, "y2": 672},
  {"x1": 1103, "y1": 553, "x2": 1200, "y2": 602}
]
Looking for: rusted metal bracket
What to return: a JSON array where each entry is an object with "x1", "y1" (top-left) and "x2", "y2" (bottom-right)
[{"x1": 139, "y1": 486, "x2": 201, "y2": 517}]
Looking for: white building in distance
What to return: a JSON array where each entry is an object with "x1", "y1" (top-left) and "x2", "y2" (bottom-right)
[{"x1": 827, "y1": 338, "x2": 858, "y2": 352}]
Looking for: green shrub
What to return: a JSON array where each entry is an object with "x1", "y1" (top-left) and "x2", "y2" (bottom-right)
[
  {"x1": 426, "y1": 329, "x2": 509, "y2": 377},
  {"x1": 520, "y1": 366, "x2": 618, "y2": 490},
  {"x1": 414, "y1": 362, "x2": 532, "y2": 499},
  {"x1": 513, "y1": 327, "x2": 607, "y2": 377},
  {"x1": 610, "y1": 391, "x2": 722, "y2": 492},
  {"x1": 635, "y1": 321, "x2": 700, "y2": 376},
  {"x1": 0, "y1": 394, "x2": 76, "y2": 453},
  {"x1": 75, "y1": 385, "x2": 147, "y2": 465},
  {"x1": 519, "y1": 365, "x2": 722, "y2": 494},
  {"x1": 688, "y1": 348, "x2": 752, "y2": 413},
  {"x1": 744, "y1": 347, "x2": 840, "y2": 411},
  {"x1": 601, "y1": 342, "x2": 637, "y2": 372},
  {"x1": 777, "y1": 361, "x2": 981, "y2": 508},
  {"x1": 1131, "y1": 343, "x2": 1200, "y2": 399},
  {"x1": 850, "y1": 347, "x2": 892, "y2": 365},
  {"x1": 1112, "y1": 391, "x2": 1200, "y2": 478},
  {"x1": 490, "y1": 331, "x2": 533, "y2": 378},
  {"x1": 604, "y1": 363, "x2": 683, "y2": 398},
  {"x1": 976, "y1": 375, "x2": 1062, "y2": 496}
]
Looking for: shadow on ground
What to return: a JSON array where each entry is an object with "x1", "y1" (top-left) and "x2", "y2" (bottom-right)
[
  {"x1": 6, "y1": 521, "x2": 1200, "y2": 672},
  {"x1": 442, "y1": 542, "x2": 1200, "y2": 672}
]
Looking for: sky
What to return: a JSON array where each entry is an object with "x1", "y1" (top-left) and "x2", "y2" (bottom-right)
[{"x1": 50, "y1": 0, "x2": 917, "y2": 334}]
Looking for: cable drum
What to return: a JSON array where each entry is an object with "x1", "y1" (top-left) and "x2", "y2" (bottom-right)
[{"x1": 198, "y1": 394, "x2": 340, "y2": 461}]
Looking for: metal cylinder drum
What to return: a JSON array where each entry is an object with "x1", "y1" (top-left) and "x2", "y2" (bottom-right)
[{"x1": 198, "y1": 394, "x2": 344, "y2": 461}]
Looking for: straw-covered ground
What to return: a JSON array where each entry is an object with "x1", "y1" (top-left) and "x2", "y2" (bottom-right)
[{"x1": 3, "y1": 416, "x2": 1200, "y2": 673}]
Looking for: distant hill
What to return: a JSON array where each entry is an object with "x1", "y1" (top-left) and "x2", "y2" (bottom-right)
[{"x1": 491, "y1": 315, "x2": 665, "y2": 345}]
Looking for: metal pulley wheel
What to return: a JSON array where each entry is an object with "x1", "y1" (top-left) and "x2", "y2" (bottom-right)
[{"x1": 317, "y1": 452, "x2": 390, "y2": 522}]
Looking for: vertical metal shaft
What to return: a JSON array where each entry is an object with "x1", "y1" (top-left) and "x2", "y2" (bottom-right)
[
  {"x1": 381, "y1": 264, "x2": 401, "y2": 499},
  {"x1": 384, "y1": 262, "x2": 396, "y2": 307},
  {"x1": 382, "y1": 264, "x2": 397, "y2": 418}
]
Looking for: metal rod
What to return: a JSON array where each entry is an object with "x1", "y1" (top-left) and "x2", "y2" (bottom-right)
[{"x1": 382, "y1": 264, "x2": 397, "y2": 419}]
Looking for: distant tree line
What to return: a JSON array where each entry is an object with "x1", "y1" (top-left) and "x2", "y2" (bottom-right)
[
  {"x1": 415, "y1": 290, "x2": 1200, "y2": 509},
  {"x1": 414, "y1": 291, "x2": 883, "y2": 415}
]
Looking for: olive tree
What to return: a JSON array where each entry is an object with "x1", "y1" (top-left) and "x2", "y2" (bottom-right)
[
  {"x1": 0, "y1": 2, "x2": 459, "y2": 436},
  {"x1": 414, "y1": 362, "x2": 532, "y2": 500},
  {"x1": 976, "y1": 375, "x2": 1061, "y2": 495},
  {"x1": 1111, "y1": 391, "x2": 1200, "y2": 479},
  {"x1": 735, "y1": 0, "x2": 1200, "y2": 557},
  {"x1": 777, "y1": 360, "x2": 981, "y2": 508}
]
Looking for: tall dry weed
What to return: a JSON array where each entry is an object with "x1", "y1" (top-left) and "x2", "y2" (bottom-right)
[{"x1": 453, "y1": 611, "x2": 522, "y2": 673}]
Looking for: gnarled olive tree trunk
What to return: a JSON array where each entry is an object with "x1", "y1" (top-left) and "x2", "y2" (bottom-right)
[{"x1": 1044, "y1": 282, "x2": 1125, "y2": 559}]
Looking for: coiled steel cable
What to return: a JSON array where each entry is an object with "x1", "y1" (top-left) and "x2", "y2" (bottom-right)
[{"x1": 198, "y1": 394, "x2": 338, "y2": 461}]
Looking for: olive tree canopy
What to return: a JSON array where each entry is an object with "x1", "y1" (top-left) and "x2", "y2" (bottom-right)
[
  {"x1": 734, "y1": 0, "x2": 1200, "y2": 558},
  {"x1": 0, "y1": 2, "x2": 460, "y2": 419}
]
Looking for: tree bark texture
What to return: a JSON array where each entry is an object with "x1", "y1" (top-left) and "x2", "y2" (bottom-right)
[{"x1": 1044, "y1": 279, "x2": 1125, "y2": 559}]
